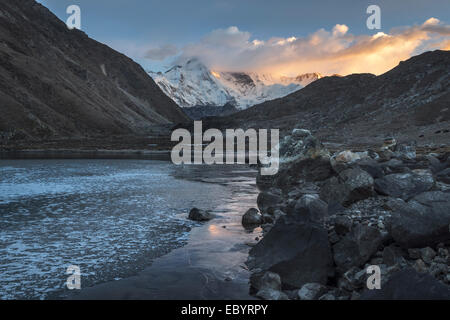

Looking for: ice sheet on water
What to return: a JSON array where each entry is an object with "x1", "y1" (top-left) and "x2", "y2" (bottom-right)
[{"x1": 0, "y1": 159, "x2": 231, "y2": 299}]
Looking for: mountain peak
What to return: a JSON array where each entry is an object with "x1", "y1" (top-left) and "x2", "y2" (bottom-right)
[{"x1": 148, "y1": 60, "x2": 323, "y2": 109}]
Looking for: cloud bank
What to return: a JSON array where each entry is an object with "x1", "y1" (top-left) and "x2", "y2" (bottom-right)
[{"x1": 146, "y1": 18, "x2": 450, "y2": 76}]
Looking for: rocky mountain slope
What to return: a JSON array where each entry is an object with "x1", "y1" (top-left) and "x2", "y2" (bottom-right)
[
  {"x1": 0, "y1": 0, "x2": 189, "y2": 143},
  {"x1": 205, "y1": 50, "x2": 450, "y2": 149},
  {"x1": 149, "y1": 58, "x2": 321, "y2": 111}
]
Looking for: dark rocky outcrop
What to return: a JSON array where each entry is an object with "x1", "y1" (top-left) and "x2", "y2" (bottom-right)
[
  {"x1": 247, "y1": 130, "x2": 450, "y2": 300},
  {"x1": 248, "y1": 216, "x2": 334, "y2": 289}
]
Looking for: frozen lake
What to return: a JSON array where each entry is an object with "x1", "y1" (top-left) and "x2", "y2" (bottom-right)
[{"x1": 0, "y1": 159, "x2": 257, "y2": 299}]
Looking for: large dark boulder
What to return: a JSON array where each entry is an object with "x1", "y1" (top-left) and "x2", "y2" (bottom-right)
[
  {"x1": 292, "y1": 194, "x2": 328, "y2": 222},
  {"x1": 360, "y1": 268, "x2": 450, "y2": 300},
  {"x1": 248, "y1": 216, "x2": 334, "y2": 289},
  {"x1": 320, "y1": 168, "x2": 374, "y2": 206},
  {"x1": 388, "y1": 191, "x2": 450, "y2": 248},
  {"x1": 256, "y1": 190, "x2": 283, "y2": 214},
  {"x1": 333, "y1": 224, "x2": 385, "y2": 273},
  {"x1": 374, "y1": 170, "x2": 434, "y2": 200}
]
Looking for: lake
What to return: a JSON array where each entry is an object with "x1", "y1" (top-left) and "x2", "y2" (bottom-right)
[{"x1": 0, "y1": 159, "x2": 259, "y2": 299}]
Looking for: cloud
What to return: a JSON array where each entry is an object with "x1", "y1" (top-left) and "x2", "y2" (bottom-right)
[
  {"x1": 169, "y1": 18, "x2": 450, "y2": 76},
  {"x1": 144, "y1": 44, "x2": 179, "y2": 61}
]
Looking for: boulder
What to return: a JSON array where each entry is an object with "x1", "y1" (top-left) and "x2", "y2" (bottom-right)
[
  {"x1": 357, "y1": 158, "x2": 384, "y2": 179},
  {"x1": 333, "y1": 224, "x2": 385, "y2": 272},
  {"x1": 188, "y1": 208, "x2": 213, "y2": 221},
  {"x1": 374, "y1": 170, "x2": 434, "y2": 200},
  {"x1": 292, "y1": 194, "x2": 328, "y2": 222},
  {"x1": 272, "y1": 130, "x2": 332, "y2": 189},
  {"x1": 255, "y1": 288, "x2": 288, "y2": 300},
  {"x1": 380, "y1": 159, "x2": 409, "y2": 174},
  {"x1": 334, "y1": 215, "x2": 353, "y2": 235},
  {"x1": 360, "y1": 268, "x2": 450, "y2": 300},
  {"x1": 256, "y1": 190, "x2": 283, "y2": 214},
  {"x1": 330, "y1": 150, "x2": 369, "y2": 173},
  {"x1": 297, "y1": 283, "x2": 328, "y2": 300},
  {"x1": 242, "y1": 208, "x2": 263, "y2": 227},
  {"x1": 248, "y1": 216, "x2": 334, "y2": 288},
  {"x1": 437, "y1": 168, "x2": 450, "y2": 184},
  {"x1": 388, "y1": 191, "x2": 450, "y2": 248},
  {"x1": 259, "y1": 272, "x2": 282, "y2": 291},
  {"x1": 320, "y1": 168, "x2": 374, "y2": 206},
  {"x1": 393, "y1": 141, "x2": 417, "y2": 160}
]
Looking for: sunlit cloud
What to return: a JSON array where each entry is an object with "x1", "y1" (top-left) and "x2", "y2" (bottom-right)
[{"x1": 144, "y1": 18, "x2": 450, "y2": 76}]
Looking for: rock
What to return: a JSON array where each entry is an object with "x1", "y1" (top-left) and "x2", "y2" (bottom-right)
[
  {"x1": 328, "y1": 230, "x2": 341, "y2": 244},
  {"x1": 357, "y1": 158, "x2": 384, "y2": 179},
  {"x1": 437, "y1": 168, "x2": 450, "y2": 184},
  {"x1": 420, "y1": 247, "x2": 436, "y2": 264},
  {"x1": 381, "y1": 137, "x2": 397, "y2": 151},
  {"x1": 380, "y1": 159, "x2": 409, "y2": 174},
  {"x1": 438, "y1": 248, "x2": 449, "y2": 258},
  {"x1": 320, "y1": 168, "x2": 374, "y2": 207},
  {"x1": 334, "y1": 215, "x2": 353, "y2": 235},
  {"x1": 297, "y1": 283, "x2": 328, "y2": 300},
  {"x1": 333, "y1": 224, "x2": 385, "y2": 272},
  {"x1": 408, "y1": 248, "x2": 421, "y2": 260},
  {"x1": 291, "y1": 128, "x2": 312, "y2": 139},
  {"x1": 248, "y1": 216, "x2": 334, "y2": 288},
  {"x1": 393, "y1": 141, "x2": 417, "y2": 160},
  {"x1": 262, "y1": 214, "x2": 274, "y2": 224},
  {"x1": 413, "y1": 259, "x2": 428, "y2": 273},
  {"x1": 279, "y1": 129, "x2": 329, "y2": 162},
  {"x1": 256, "y1": 288, "x2": 289, "y2": 300},
  {"x1": 257, "y1": 191, "x2": 283, "y2": 214},
  {"x1": 360, "y1": 268, "x2": 450, "y2": 300},
  {"x1": 382, "y1": 245, "x2": 406, "y2": 266},
  {"x1": 388, "y1": 191, "x2": 450, "y2": 248},
  {"x1": 259, "y1": 272, "x2": 282, "y2": 291},
  {"x1": 318, "y1": 293, "x2": 336, "y2": 300},
  {"x1": 188, "y1": 208, "x2": 213, "y2": 221},
  {"x1": 338, "y1": 267, "x2": 366, "y2": 291},
  {"x1": 242, "y1": 208, "x2": 263, "y2": 227},
  {"x1": 374, "y1": 171, "x2": 434, "y2": 200},
  {"x1": 292, "y1": 194, "x2": 328, "y2": 222},
  {"x1": 275, "y1": 157, "x2": 333, "y2": 189},
  {"x1": 427, "y1": 155, "x2": 445, "y2": 174},
  {"x1": 330, "y1": 150, "x2": 369, "y2": 173}
]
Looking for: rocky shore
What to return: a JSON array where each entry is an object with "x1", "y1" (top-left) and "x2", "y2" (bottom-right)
[{"x1": 244, "y1": 129, "x2": 450, "y2": 300}]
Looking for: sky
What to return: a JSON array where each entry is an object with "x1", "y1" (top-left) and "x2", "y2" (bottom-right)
[{"x1": 38, "y1": 0, "x2": 450, "y2": 76}]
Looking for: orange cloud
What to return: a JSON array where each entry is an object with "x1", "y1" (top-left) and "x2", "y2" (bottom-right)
[{"x1": 174, "y1": 18, "x2": 450, "y2": 76}]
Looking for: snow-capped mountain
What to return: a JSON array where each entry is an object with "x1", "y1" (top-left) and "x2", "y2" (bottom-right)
[{"x1": 148, "y1": 58, "x2": 321, "y2": 110}]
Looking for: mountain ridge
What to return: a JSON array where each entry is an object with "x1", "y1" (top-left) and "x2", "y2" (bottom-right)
[
  {"x1": 149, "y1": 58, "x2": 321, "y2": 110},
  {"x1": 203, "y1": 50, "x2": 450, "y2": 148},
  {"x1": 0, "y1": 0, "x2": 189, "y2": 143}
]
